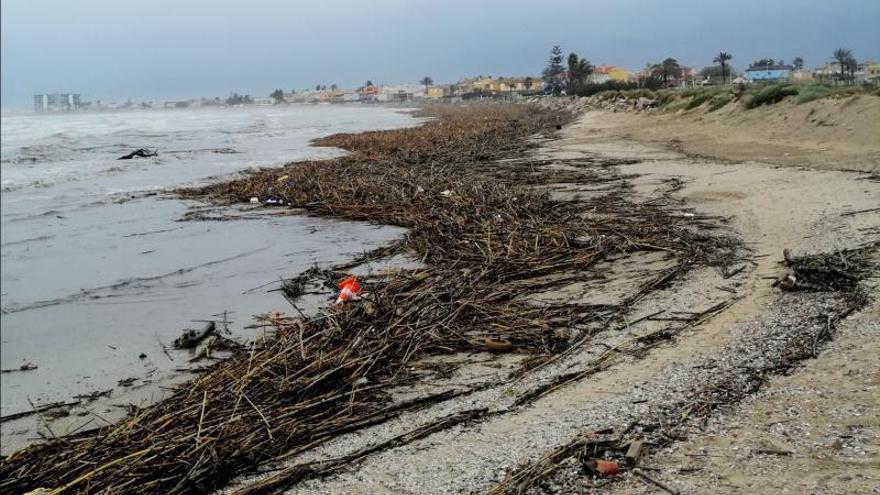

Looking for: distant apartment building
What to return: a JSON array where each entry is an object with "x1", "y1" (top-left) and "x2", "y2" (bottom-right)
[
  {"x1": 867, "y1": 63, "x2": 880, "y2": 83},
  {"x1": 589, "y1": 66, "x2": 634, "y2": 84},
  {"x1": 249, "y1": 96, "x2": 275, "y2": 105},
  {"x1": 163, "y1": 100, "x2": 191, "y2": 109},
  {"x1": 456, "y1": 76, "x2": 542, "y2": 95},
  {"x1": 357, "y1": 84, "x2": 380, "y2": 102},
  {"x1": 427, "y1": 85, "x2": 461, "y2": 98},
  {"x1": 33, "y1": 93, "x2": 82, "y2": 112},
  {"x1": 744, "y1": 64, "x2": 794, "y2": 82},
  {"x1": 791, "y1": 69, "x2": 813, "y2": 81},
  {"x1": 814, "y1": 62, "x2": 844, "y2": 81},
  {"x1": 377, "y1": 85, "x2": 422, "y2": 102},
  {"x1": 814, "y1": 61, "x2": 875, "y2": 83}
]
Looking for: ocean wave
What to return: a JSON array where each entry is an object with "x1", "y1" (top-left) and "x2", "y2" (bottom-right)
[
  {"x1": 0, "y1": 159, "x2": 156, "y2": 192},
  {"x1": 0, "y1": 234, "x2": 55, "y2": 247},
  {"x1": 110, "y1": 130, "x2": 170, "y2": 139},
  {"x1": 218, "y1": 120, "x2": 267, "y2": 134},
  {"x1": 0, "y1": 157, "x2": 39, "y2": 165},
  {"x1": 5, "y1": 209, "x2": 65, "y2": 222},
  {"x1": 1, "y1": 178, "x2": 59, "y2": 193},
  {"x1": 15, "y1": 143, "x2": 80, "y2": 162},
  {"x1": 1, "y1": 244, "x2": 271, "y2": 315},
  {"x1": 162, "y1": 147, "x2": 242, "y2": 156}
]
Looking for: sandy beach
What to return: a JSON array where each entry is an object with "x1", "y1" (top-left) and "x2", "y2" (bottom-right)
[
  {"x1": 2, "y1": 98, "x2": 878, "y2": 495},
  {"x1": 4, "y1": 1, "x2": 879, "y2": 493}
]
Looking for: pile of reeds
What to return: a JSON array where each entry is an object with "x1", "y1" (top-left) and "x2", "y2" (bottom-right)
[
  {"x1": 1, "y1": 104, "x2": 740, "y2": 494},
  {"x1": 780, "y1": 243, "x2": 878, "y2": 295}
]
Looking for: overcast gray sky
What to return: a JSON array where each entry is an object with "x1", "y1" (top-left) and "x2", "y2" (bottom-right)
[{"x1": 2, "y1": 0, "x2": 878, "y2": 108}]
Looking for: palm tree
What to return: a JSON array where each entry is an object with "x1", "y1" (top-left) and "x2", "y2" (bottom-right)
[
  {"x1": 652, "y1": 58, "x2": 683, "y2": 87},
  {"x1": 566, "y1": 52, "x2": 594, "y2": 91},
  {"x1": 713, "y1": 52, "x2": 733, "y2": 84},
  {"x1": 421, "y1": 77, "x2": 433, "y2": 94},
  {"x1": 833, "y1": 48, "x2": 853, "y2": 84},
  {"x1": 845, "y1": 55, "x2": 858, "y2": 82}
]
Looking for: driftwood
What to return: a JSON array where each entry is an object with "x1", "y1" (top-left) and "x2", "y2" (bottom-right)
[
  {"x1": 0, "y1": 400, "x2": 80, "y2": 423},
  {"x1": 73, "y1": 389, "x2": 113, "y2": 401},
  {"x1": 173, "y1": 321, "x2": 216, "y2": 349},
  {"x1": 0, "y1": 362, "x2": 37, "y2": 374},
  {"x1": 117, "y1": 148, "x2": 157, "y2": 160},
  {"x1": 633, "y1": 468, "x2": 680, "y2": 495},
  {"x1": 625, "y1": 439, "x2": 644, "y2": 466},
  {"x1": 779, "y1": 244, "x2": 876, "y2": 293}
]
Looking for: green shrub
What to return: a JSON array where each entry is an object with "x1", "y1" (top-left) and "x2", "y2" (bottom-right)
[
  {"x1": 746, "y1": 84, "x2": 800, "y2": 109},
  {"x1": 572, "y1": 80, "x2": 640, "y2": 97},
  {"x1": 655, "y1": 91, "x2": 676, "y2": 106},
  {"x1": 794, "y1": 85, "x2": 831, "y2": 104},
  {"x1": 707, "y1": 94, "x2": 733, "y2": 111},
  {"x1": 663, "y1": 97, "x2": 691, "y2": 113},
  {"x1": 684, "y1": 91, "x2": 715, "y2": 110},
  {"x1": 679, "y1": 88, "x2": 703, "y2": 98}
]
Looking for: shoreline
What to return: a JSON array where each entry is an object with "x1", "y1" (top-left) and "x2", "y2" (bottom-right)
[
  {"x1": 2, "y1": 101, "x2": 877, "y2": 495},
  {"x1": 0, "y1": 104, "x2": 421, "y2": 456},
  {"x1": 8, "y1": 105, "x2": 728, "y2": 492}
]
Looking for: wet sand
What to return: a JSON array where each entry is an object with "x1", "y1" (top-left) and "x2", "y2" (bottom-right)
[
  {"x1": 0, "y1": 105, "x2": 418, "y2": 454},
  {"x1": 1, "y1": 201, "x2": 404, "y2": 453}
]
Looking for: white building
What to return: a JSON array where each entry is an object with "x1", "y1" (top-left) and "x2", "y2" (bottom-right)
[
  {"x1": 33, "y1": 93, "x2": 81, "y2": 112},
  {"x1": 376, "y1": 84, "x2": 426, "y2": 102}
]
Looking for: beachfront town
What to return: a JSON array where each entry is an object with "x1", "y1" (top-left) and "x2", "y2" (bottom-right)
[{"x1": 33, "y1": 49, "x2": 880, "y2": 112}]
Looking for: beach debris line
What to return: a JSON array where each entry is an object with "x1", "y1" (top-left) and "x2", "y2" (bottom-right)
[
  {"x1": 280, "y1": 265, "x2": 343, "y2": 302},
  {"x1": 248, "y1": 195, "x2": 285, "y2": 206},
  {"x1": 172, "y1": 321, "x2": 216, "y2": 349},
  {"x1": 117, "y1": 148, "x2": 158, "y2": 160},
  {"x1": 0, "y1": 104, "x2": 743, "y2": 495}
]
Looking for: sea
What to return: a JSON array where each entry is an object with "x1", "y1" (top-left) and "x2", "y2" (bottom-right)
[{"x1": 0, "y1": 104, "x2": 419, "y2": 453}]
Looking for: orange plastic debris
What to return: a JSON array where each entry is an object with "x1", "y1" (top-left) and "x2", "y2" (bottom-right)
[
  {"x1": 594, "y1": 459, "x2": 619, "y2": 476},
  {"x1": 335, "y1": 276, "x2": 363, "y2": 305}
]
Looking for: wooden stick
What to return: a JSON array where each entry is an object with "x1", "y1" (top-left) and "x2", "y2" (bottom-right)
[{"x1": 633, "y1": 468, "x2": 680, "y2": 495}]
